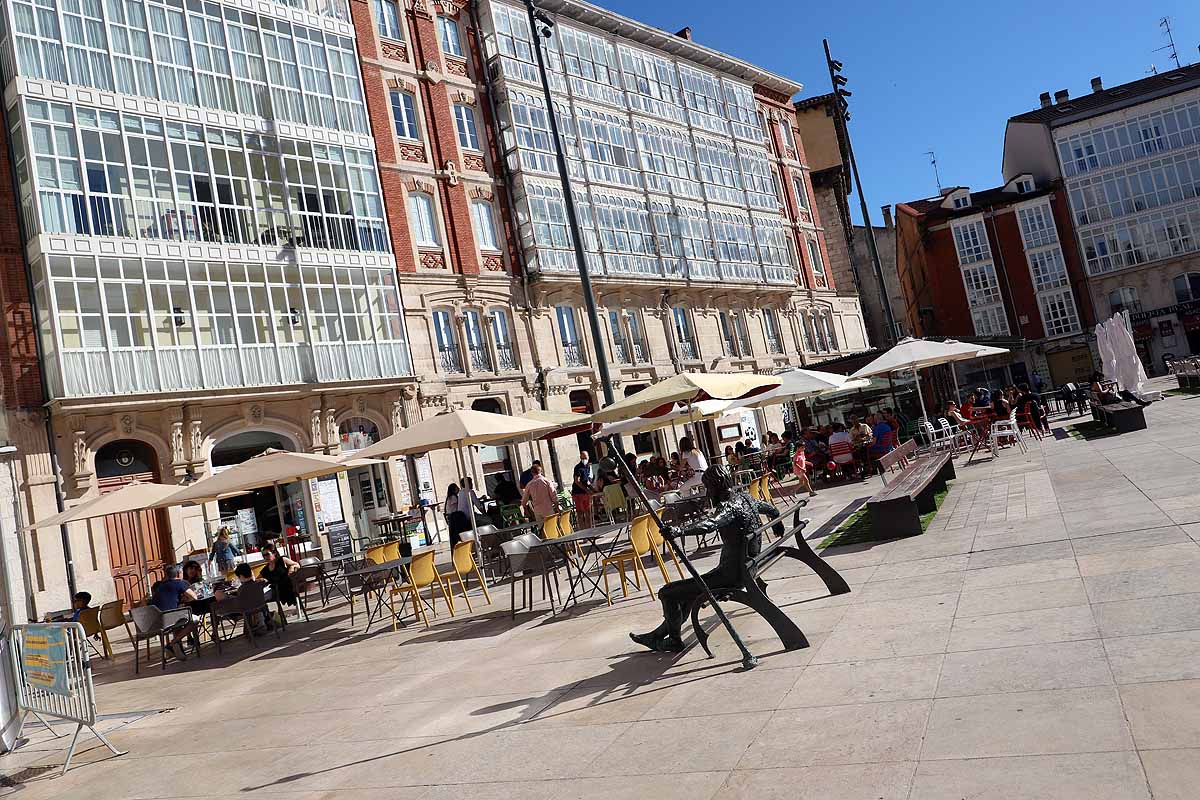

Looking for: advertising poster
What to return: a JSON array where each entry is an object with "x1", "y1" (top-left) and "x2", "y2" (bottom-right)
[{"x1": 22, "y1": 624, "x2": 70, "y2": 696}]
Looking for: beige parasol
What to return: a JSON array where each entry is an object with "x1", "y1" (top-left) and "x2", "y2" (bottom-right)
[
  {"x1": 23, "y1": 481, "x2": 189, "y2": 531},
  {"x1": 589, "y1": 372, "x2": 781, "y2": 425},
  {"x1": 351, "y1": 409, "x2": 557, "y2": 459}
]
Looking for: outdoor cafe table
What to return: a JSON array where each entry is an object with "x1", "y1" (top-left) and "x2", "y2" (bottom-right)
[
  {"x1": 963, "y1": 416, "x2": 995, "y2": 465},
  {"x1": 314, "y1": 555, "x2": 356, "y2": 604},
  {"x1": 528, "y1": 523, "x2": 628, "y2": 608},
  {"x1": 340, "y1": 556, "x2": 413, "y2": 632}
]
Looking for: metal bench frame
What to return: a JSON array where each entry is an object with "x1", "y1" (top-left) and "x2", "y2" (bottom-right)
[{"x1": 688, "y1": 502, "x2": 851, "y2": 657}]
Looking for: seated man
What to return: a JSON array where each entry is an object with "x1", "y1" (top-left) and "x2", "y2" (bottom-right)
[
  {"x1": 149, "y1": 564, "x2": 198, "y2": 661},
  {"x1": 629, "y1": 465, "x2": 783, "y2": 653},
  {"x1": 70, "y1": 591, "x2": 92, "y2": 622},
  {"x1": 827, "y1": 423, "x2": 856, "y2": 475}
]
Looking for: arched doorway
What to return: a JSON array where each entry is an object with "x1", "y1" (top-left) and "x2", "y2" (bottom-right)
[
  {"x1": 569, "y1": 390, "x2": 595, "y2": 459},
  {"x1": 471, "y1": 398, "x2": 514, "y2": 495},
  {"x1": 339, "y1": 417, "x2": 390, "y2": 536},
  {"x1": 97, "y1": 440, "x2": 172, "y2": 609},
  {"x1": 211, "y1": 430, "x2": 298, "y2": 551}
]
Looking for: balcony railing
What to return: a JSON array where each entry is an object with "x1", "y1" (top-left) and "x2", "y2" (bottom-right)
[
  {"x1": 722, "y1": 338, "x2": 737, "y2": 357},
  {"x1": 563, "y1": 342, "x2": 585, "y2": 367},
  {"x1": 767, "y1": 336, "x2": 783, "y2": 354},
  {"x1": 737, "y1": 337, "x2": 752, "y2": 357},
  {"x1": 440, "y1": 347, "x2": 463, "y2": 374},
  {"x1": 496, "y1": 343, "x2": 517, "y2": 371},
  {"x1": 613, "y1": 342, "x2": 631, "y2": 364},
  {"x1": 632, "y1": 341, "x2": 646, "y2": 362},
  {"x1": 468, "y1": 346, "x2": 492, "y2": 372},
  {"x1": 678, "y1": 339, "x2": 697, "y2": 360}
]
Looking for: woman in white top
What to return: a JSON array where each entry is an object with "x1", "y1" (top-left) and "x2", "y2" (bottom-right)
[{"x1": 678, "y1": 436, "x2": 708, "y2": 495}]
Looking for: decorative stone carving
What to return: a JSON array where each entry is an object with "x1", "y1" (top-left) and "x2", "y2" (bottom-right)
[
  {"x1": 444, "y1": 159, "x2": 459, "y2": 186},
  {"x1": 445, "y1": 58, "x2": 468, "y2": 78},
  {"x1": 309, "y1": 410, "x2": 323, "y2": 449},
  {"x1": 354, "y1": 395, "x2": 367, "y2": 415},
  {"x1": 391, "y1": 399, "x2": 405, "y2": 433},
  {"x1": 419, "y1": 392, "x2": 447, "y2": 410},
  {"x1": 424, "y1": 59, "x2": 439, "y2": 73},
  {"x1": 481, "y1": 254, "x2": 504, "y2": 272},
  {"x1": 116, "y1": 413, "x2": 136, "y2": 436},
  {"x1": 469, "y1": 186, "x2": 494, "y2": 201},
  {"x1": 463, "y1": 153, "x2": 486, "y2": 172},
  {"x1": 381, "y1": 41, "x2": 408, "y2": 62},
  {"x1": 72, "y1": 434, "x2": 88, "y2": 477},
  {"x1": 420, "y1": 251, "x2": 446, "y2": 269},
  {"x1": 400, "y1": 384, "x2": 417, "y2": 401},
  {"x1": 170, "y1": 421, "x2": 185, "y2": 466},
  {"x1": 188, "y1": 419, "x2": 203, "y2": 463},
  {"x1": 325, "y1": 411, "x2": 338, "y2": 449},
  {"x1": 399, "y1": 142, "x2": 425, "y2": 162}
]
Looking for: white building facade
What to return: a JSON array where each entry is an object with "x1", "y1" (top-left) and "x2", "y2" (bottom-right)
[
  {"x1": 0, "y1": 0, "x2": 416, "y2": 613},
  {"x1": 1005, "y1": 67, "x2": 1200, "y2": 373}
]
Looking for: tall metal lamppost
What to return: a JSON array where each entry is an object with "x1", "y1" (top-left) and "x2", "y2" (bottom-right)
[{"x1": 523, "y1": 0, "x2": 618, "y2": 409}]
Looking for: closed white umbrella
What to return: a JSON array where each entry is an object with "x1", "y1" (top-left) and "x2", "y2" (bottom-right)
[{"x1": 1108, "y1": 316, "x2": 1148, "y2": 395}]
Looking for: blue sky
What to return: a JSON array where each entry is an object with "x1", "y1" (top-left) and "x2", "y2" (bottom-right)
[{"x1": 601, "y1": 0, "x2": 1200, "y2": 225}]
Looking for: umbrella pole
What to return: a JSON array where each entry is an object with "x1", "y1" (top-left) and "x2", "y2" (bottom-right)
[
  {"x1": 272, "y1": 481, "x2": 289, "y2": 556},
  {"x1": 461, "y1": 443, "x2": 480, "y2": 557},
  {"x1": 914, "y1": 369, "x2": 931, "y2": 433},
  {"x1": 604, "y1": 435, "x2": 759, "y2": 671}
]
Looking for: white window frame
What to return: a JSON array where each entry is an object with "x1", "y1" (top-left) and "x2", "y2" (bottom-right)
[
  {"x1": 470, "y1": 199, "x2": 499, "y2": 251},
  {"x1": 438, "y1": 16, "x2": 463, "y2": 58},
  {"x1": 373, "y1": 0, "x2": 402, "y2": 40},
  {"x1": 408, "y1": 192, "x2": 440, "y2": 247},
  {"x1": 454, "y1": 104, "x2": 480, "y2": 151},
  {"x1": 390, "y1": 90, "x2": 419, "y2": 141},
  {"x1": 1109, "y1": 286, "x2": 1140, "y2": 314}
]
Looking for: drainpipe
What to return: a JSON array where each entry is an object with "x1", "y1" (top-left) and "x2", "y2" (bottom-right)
[{"x1": 0, "y1": 100, "x2": 75, "y2": 598}]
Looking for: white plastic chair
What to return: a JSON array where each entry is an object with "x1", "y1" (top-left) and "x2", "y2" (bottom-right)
[
  {"x1": 990, "y1": 412, "x2": 1027, "y2": 456},
  {"x1": 918, "y1": 419, "x2": 952, "y2": 452}
]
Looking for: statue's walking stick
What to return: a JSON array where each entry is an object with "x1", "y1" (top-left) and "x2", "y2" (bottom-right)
[{"x1": 603, "y1": 436, "x2": 759, "y2": 670}]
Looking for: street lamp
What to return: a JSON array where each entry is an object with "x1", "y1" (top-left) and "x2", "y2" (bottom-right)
[{"x1": 523, "y1": 0, "x2": 618, "y2": 408}]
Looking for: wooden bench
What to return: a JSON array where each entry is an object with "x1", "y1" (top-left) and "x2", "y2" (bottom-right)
[
  {"x1": 866, "y1": 439, "x2": 955, "y2": 538},
  {"x1": 1096, "y1": 401, "x2": 1147, "y2": 433},
  {"x1": 687, "y1": 501, "x2": 851, "y2": 657}
]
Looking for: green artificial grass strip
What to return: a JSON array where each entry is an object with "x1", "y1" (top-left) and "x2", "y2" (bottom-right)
[
  {"x1": 819, "y1": 486, "x2": 949, "y2": 549},
  {"x1": 1063, "y1": 420, "x2": 1121, "y2": 440}
]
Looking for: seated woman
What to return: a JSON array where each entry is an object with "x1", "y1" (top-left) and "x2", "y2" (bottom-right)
[
  {"x1": 630, "y1": 465, "x2": 784, "y2": 653},
  {"x1": 945, "y1": 401, "x2": 970, "y2": 427},
  {"x1": 257, "y1": 543, "x2": 299, "y2": 619}
]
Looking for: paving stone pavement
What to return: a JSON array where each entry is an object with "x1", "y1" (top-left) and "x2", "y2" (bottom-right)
[{"x1": 4, "y1": 378, "x2": 1199, "y2": 799}]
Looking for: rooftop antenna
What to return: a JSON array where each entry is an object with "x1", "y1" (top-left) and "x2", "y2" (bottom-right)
[
  {"x1": 925, "y1": 150, "x2": 942, "y2": 193},
  {"x1": 1157, "y1": 16, "x2": 1182, "y2": 69},
  {"x1": 1147, "y1": 64, "x2": 1159, "y2": 75}
]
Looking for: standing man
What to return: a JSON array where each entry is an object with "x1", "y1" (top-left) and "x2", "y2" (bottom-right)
[
  {"x1": 521, "y1": 464, "x2": 558, "y2": 523},
  {"x1": 572, "y1": 450, "x2": 596, "y2": 527}
]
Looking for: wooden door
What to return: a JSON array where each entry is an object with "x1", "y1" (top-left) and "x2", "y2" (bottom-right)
[{"x1": 100, "y1": 471, "x2": 173, "y2": 609}]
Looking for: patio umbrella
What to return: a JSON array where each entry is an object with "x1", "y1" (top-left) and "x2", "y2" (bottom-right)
[
  {"x1": 22, "y1": 481, "x2": 185, "y2": 531},
  {"x1": 165, "y1": 449, "x2": 380, "y2": 559},
  {"x1": 519, "y1": 408, "x2": 595, "y2": 440},
  {"x1": 589, "y1": 372, "x2": 781, "y2": 425},
  {"x1": 1107, "y1": 316, "x2": 1148, "y2": 395},
  {"x1": 596, "y1": 398, "x2": 739, "y2": 438},
  {"x1": 939, "y1": 340, "x2": 1011, "y2": 401},
  {"x1": 732, "y1": 368, "x2": 872, "y2": 410},
  {"x1": 851, "y1": 337, "x2": 997, "y2": 430},
  {"x1": 348, "y1": 409, "x2": 559, "y2": 546},
  {"x1": 1095, "y1": 321, "x2": 1119, "y2": 384}
]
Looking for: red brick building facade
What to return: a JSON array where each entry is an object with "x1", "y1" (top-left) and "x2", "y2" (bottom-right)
[{"x1": 896, "y1": 177, "x2": 1098, "y2": 387}]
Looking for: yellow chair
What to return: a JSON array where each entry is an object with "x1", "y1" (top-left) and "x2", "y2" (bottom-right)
[
  {"x1": 97, "y1": 600, "x2": 128, "y2": 659},
  {"x1": 389, "y1": 550, "x2": 455, "y2": 630},
  {"x1": 760, "y1": 475, "x2": 773, "y2": 503},
  {"x1": 602, "y1": 483, "x2": 628, "y2": 523},
  {"x1": 646, "y1": 515, "x2": 684, "y2": 583},
  {"x1": 447, "y1": 541, "x2": 492, "y2": 612},
  {"x1": 600, "y1": 515, "x2": 657, "y2": 605},
  {"x1": 365, "y1": 544, "x2": 389, "y2": 565},
  {"x1": 748, "y1": 477, "x2": 764, "y2": 500},
  {"x1": 382, "y1": 540, "x2": 402, "y2": 563},
  {"x1": 556, "y1": 512, "x2": 574, "y2": 538},
  {"x1": 542, "y1": 512, "x2": 563, "y2": 540},
  {"x1": 75, "y1": 606, "x2": 107, "y2": 659},
  {"x1": 250, "y1": 561, "x2": 267, "y2": 579}
]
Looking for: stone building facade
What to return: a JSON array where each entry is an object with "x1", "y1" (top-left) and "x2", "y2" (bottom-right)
[{"x1": 0, "y1": 0, "x2": 872, "y2": 615}]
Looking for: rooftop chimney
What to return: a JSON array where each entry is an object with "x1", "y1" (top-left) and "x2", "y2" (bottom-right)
[
  {"x1": 1054, "y1": 89, "x2": 1070, "y2": 104},
  {"x1": 880, "y1": 204, "x2": 894, "y2": 231},
  {"x1": 675, "y1": 26, "x2": 692, "y2": 40},
  {"x1": 1090, "y1": 76, "x2": 1103, "y2": 92},
  {"x1": 1039, "y1": 91, "x2": 1052, "y2": 108}
]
